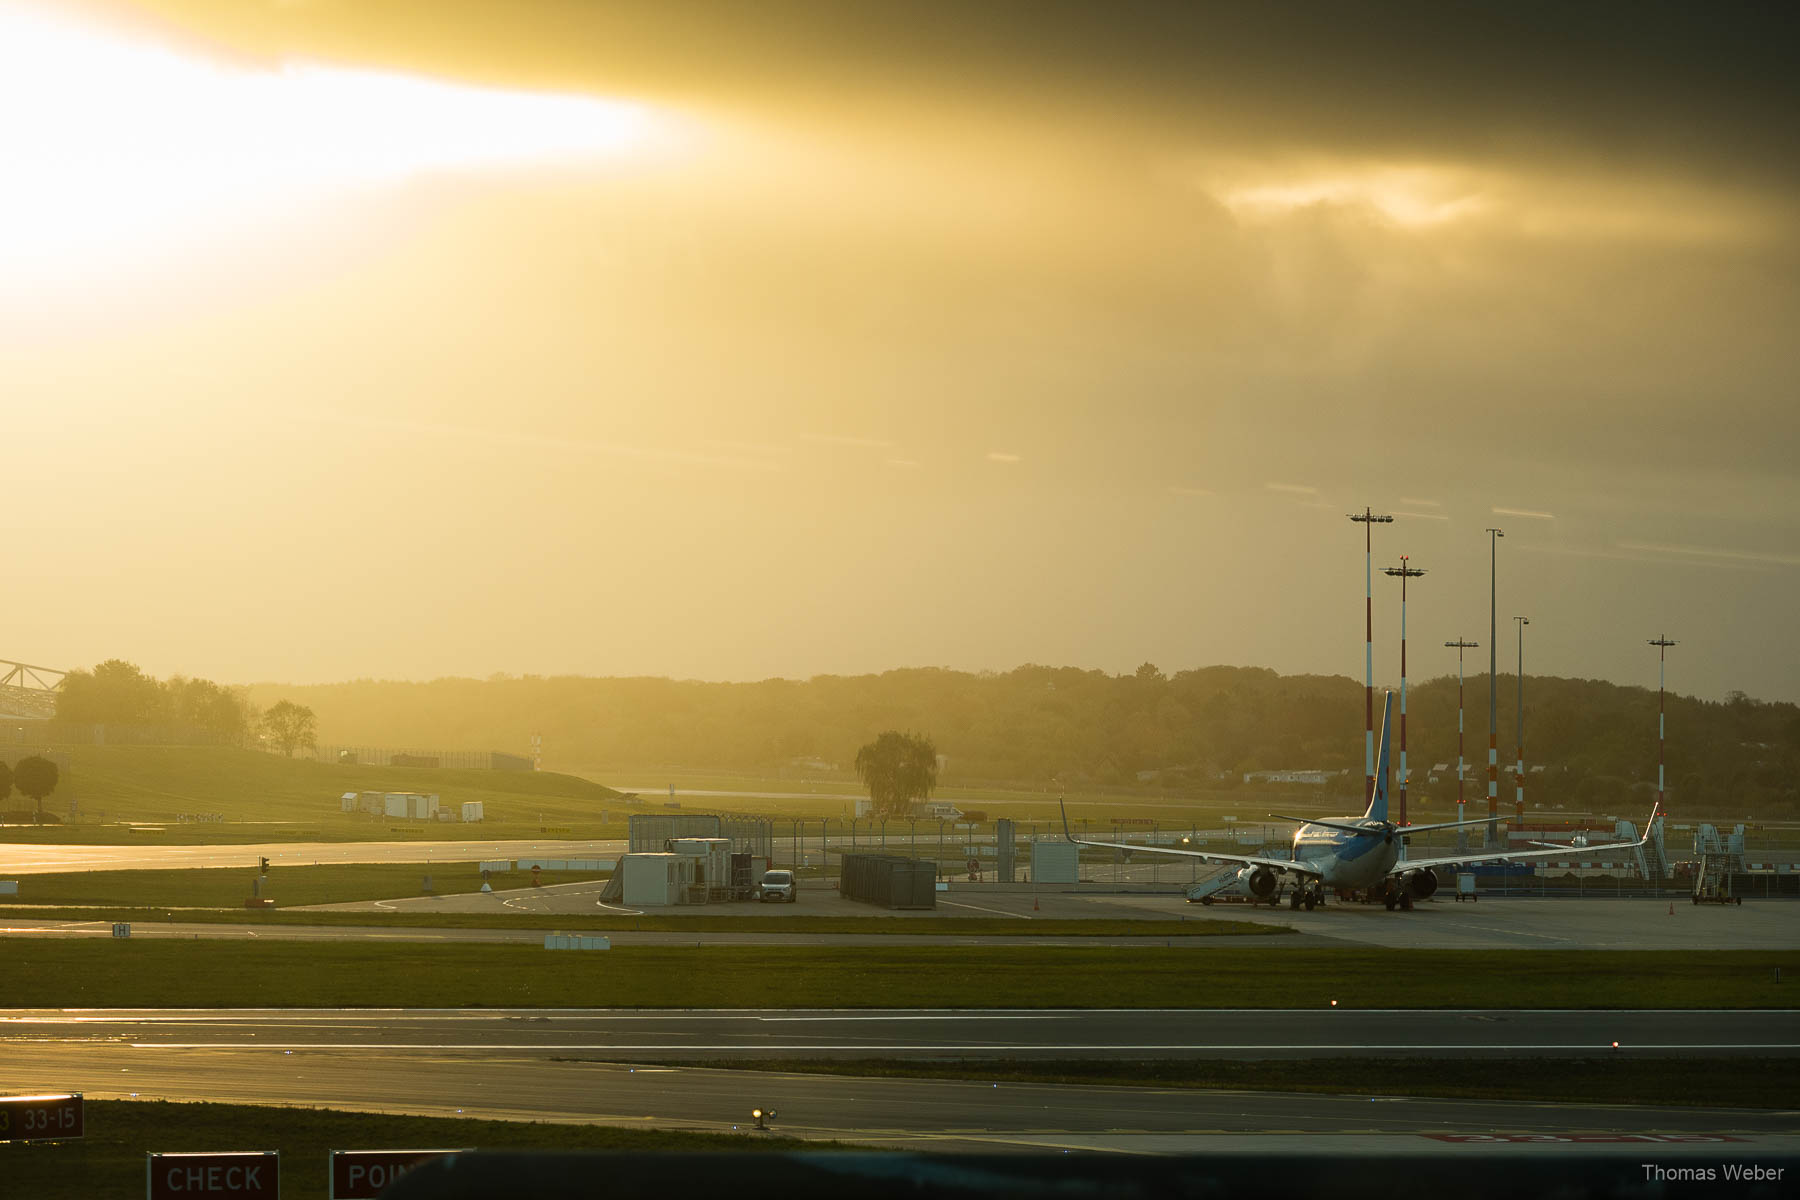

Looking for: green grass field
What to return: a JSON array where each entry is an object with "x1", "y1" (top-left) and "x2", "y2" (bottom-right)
[
  {"x1": 5, "y1": 941, "x2": 1792, "y2": 1008},
  {"x1": 667, "y1": 1055, "x2": 1794, "y2": 1109},
  {"x1": 0, "y1": 1100, "x2": 810, "y2": 1200},
  {"x1": 1, "y1": 745, "x2": 624, "y2": 841}
]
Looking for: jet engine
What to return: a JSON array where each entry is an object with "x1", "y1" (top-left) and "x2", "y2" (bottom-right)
[
  {"x1": 1236, "y1": 866, "x2": 1278, "y2": 898},
  {"x1": 1397, "y1": 868, "x2": 1439, "y2": 900}
]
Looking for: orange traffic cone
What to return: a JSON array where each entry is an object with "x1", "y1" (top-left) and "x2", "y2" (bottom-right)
[
  {"x1": 1668, "y1": 902, "x2": 1674, "y2": 916},
  {"x1": 1033, "y1": 895, "x2": 1040, "y2": 912}
]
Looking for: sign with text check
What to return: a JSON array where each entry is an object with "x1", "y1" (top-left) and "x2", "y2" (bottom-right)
[{"x1": 146, "y1": 1151, "x2": 279, "y2": 1198}]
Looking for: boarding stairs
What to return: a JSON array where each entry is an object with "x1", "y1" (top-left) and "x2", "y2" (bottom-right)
[
  {"x1": 1184, "y1": 868, "x2": 1241, "y2": 903},
  {"x1": 1691, "y1": 824, "x2": 1747, "y2": 901}
]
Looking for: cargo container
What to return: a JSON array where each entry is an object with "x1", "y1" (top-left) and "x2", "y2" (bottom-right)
[
  {"x1": 1030, "y1": 841, "x2": 1080, "y2": 884},
  {"x1": 462, "y1": 801, "x2": 484, "y2": 823},
  {"x1": 620, "y1": 852, "x2": 694, "y2": 907},
  {"x1": 384, "y1": 793, "x2": 409, "y2": 819},
  {"x1": 670, "y1": 837, "x2": 732, "y2": 899},
  {"x1": 840, "y1": 853, "x2": 936, "y2": 909}
]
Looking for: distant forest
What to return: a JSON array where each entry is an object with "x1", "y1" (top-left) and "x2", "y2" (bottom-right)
[{"x1": 245, "y1": 666, "x2": 1800, "y2": 817}]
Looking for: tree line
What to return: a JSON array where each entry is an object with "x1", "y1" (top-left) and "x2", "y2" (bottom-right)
[
  {"x1": 54, "y1": 660, "x2": 318, "y2": 756},
  {"x1": 249, "y1": 664, "x2": 1800, "y2": 816}
]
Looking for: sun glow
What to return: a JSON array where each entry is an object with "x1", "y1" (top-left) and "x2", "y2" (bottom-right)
[{"x1": 0, "y1": 2, "x2": 671, "y2": 284}]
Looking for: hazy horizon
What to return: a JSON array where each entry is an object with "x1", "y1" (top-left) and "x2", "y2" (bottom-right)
[{"x1": 8, "y1": 1, "x2": 1795, "y2": 705}]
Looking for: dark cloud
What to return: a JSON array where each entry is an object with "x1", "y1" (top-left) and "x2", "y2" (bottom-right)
[{"x1": 106, "y1": 0, "x2": 1800, "y2": 187}]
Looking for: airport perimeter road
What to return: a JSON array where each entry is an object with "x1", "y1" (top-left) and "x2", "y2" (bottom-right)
[
  {"x1": 1, "y1": 1041, "x2": 1794, "y2": 1154},
  {"x1": 4, "y1": 1008, "x2": 1795, "y2": 1059},
  {"x1": 0, "y1": 839, "x2": 627, "y2": 875}
]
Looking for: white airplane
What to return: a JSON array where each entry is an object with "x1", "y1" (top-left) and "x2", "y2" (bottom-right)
[{"x1": 1061, "y1": 691, "x2": 1659, "y2": 912}]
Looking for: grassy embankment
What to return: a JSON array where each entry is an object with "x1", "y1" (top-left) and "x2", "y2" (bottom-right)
[
  {"x1": 662, "y1": 1056, "x2": 1796, "y2": 1110},
  {"x1": 5, "y1": 941, "x2": 1792, "y2": 1008},
  {"x1": 0, "y1": 1101, "x2": 810, "y2": 1200},
  {"x1": 0, "y1": 745, "x2": 626, "y2": 843}
]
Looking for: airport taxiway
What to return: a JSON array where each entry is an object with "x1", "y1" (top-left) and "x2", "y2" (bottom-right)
[
  {"x1": 3, "y1": 1007, "x2": 1795, "y2": 1059},
  {"x1": 1, "y1": 1038, "x2": 1793, "y2": 1154}
]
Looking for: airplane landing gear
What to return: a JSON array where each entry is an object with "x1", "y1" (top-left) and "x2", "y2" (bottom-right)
[
  {"x1": 1383, "y1": 891, "x2": 1398, "y2": 911},
  {"x1": 1399, "y1": 893, "x2": 1414, "y2": 911},
  {"x1": 1289, "y1": 888, "x2": 1304, "y2": 910}
]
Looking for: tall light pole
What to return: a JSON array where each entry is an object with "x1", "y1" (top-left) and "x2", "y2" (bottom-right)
[
  {"x1": 1485, "y1": 527, "x2": 1504, "y2": 846},
  {"x1": 1445, "y1": 637, "x2": 1479, "y2": 852},
  {"x1": 1349, "y1": 509, "x2": 1394, "y2": 801},
  {"x1": 1650, "y1": 636, "x2": 1677, "y2": 813},
  {"x1": 1383, "y1": 556, "x2": 1425, "y2": 827},
  {"x1": 1513, "y1": 615, "x2": 1530, "y2": 822}
]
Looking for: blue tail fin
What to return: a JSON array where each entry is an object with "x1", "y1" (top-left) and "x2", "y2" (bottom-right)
[{"x1": 1364, "y1": 691, "x2": 1393, "y2": 823}]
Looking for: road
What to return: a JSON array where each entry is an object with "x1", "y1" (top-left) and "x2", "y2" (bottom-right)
[
  {"x1": 4, "y1": 1037, "x2": 1795, "y2": 1154},
  {"x1": 4, "y1": 1008, "x2": 1795, "y2": 1060}
]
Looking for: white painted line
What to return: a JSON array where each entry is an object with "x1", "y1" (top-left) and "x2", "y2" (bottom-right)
[
  {"x1": 752, "y1": 1021, "x2": 1058, "y2": 1029},
  {"x1": 938, "y1": 900, "x2": 1030, "y2": 920},
  {"x1": 124, "y1": 1042, "x2": 1800, "y2": 1052}
]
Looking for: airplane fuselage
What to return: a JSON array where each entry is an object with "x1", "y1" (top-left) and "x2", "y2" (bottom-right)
[{"x1": 1292, "y1": 818, "x2": 1401, "y2": 890}]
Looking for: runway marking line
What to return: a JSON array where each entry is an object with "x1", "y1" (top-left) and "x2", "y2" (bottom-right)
[{"x1": 121, "y1": 1042, "x2": 1800, "y2": 1052}]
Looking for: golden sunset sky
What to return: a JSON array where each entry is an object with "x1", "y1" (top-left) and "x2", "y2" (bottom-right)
[{"x1": 5, "y1": 1, "x2": 1796, "y2": 701}]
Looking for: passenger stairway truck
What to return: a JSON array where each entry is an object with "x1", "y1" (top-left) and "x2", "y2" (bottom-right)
[{"x1": 1185, "y1": 867, "x2": 1281, "y2": 907}]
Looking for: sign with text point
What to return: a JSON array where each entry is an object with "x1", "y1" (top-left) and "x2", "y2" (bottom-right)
[
  {"x1": 0, "y1": 1093, "x2": 83, "y2": 1142},
  {"x1": 146, "y1": 1151, "x2": 279, "y2": 1199},
  {"x1": 330, "y1": 1149, "x2": 463, "y2": 1198}
]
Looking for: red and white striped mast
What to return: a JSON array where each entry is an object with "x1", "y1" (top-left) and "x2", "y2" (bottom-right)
[
  {"x1": 1349, "y1": 509, "x2": 1393, "y2": 800},
  {"x1": 1649, "y1": 636, "x2": 1677, "y2": 811},
  {"x1": 1384, "y1": 556, "x2": 1425, "y2": 826}
]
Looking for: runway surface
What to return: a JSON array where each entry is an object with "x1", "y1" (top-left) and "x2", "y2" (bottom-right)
[
  {"x1": 3, "y1": 1037, "x2": 1794, "y2": 1154},
  {"x1": 4, "y1": 1008, "x2": 1795, "y2": 1060}
]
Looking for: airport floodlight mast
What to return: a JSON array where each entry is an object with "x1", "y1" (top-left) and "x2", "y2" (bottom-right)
[
  {"x1": 1349, "y1": 508, "x2": 1394, "y2": 800},
  {"x1": 1445, "y1": 637, "x2": 1479, "y2": 853},
  {"x1": 1383, "y1": 556, "x2": 1425, "y2": 827},
  {"x1": 1513, "y1": 616, "x2": 1530, "y2": 820},
  {"x1": 1650, "y1": 636, "x2": 1677, "y2": 812},
  {"x1": 1485, "y1": 527, "x2": 1504, "y2": 847}
]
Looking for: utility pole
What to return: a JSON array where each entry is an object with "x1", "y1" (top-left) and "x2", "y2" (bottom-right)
[
  {"x1": 1650, "y1": 636, "x2": 1677, "y2": 813},
  {"x1": 1383, "y1": 556, "x2": 1425, "y2": 827},
  {"x1": 1485, "y1": 527, "x2": 1504, "y2": 847},
  {"x1": 1445, "y1": 637, "x2": 1479, "y2": 853},
  {"x1": 1349, "y1": 508, "x2": 1394, "y2": 801},
  {"x1": 1513, "y1": 615, "x2": 1530, "y2": 823}
]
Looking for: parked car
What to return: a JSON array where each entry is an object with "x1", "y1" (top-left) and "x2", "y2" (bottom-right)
[{"x1": 757, "y1": 869, "x2": 797, "y2": 903}]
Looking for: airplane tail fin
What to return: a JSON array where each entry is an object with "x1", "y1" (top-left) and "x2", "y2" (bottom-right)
[{"x1": 1363, "y1": 691, "x2": 1394, "y2": 823}]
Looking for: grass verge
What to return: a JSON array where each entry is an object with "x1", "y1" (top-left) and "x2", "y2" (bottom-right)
[
  {"x1": 649, "y1": 1056, "x2": 1795, "y2": 1109},
  {"x1": 0, "y1": 865, "x2": 607, "y2": 909},
  {"x1": 4, "y1": 941, "x2": 1793, "y2": 1008},
  {"x1": 0, "y1": 1100, "x2": 809, "y2": 1200}
]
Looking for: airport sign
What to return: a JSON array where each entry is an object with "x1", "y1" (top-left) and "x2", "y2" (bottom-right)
[
  {"x1": 0, "y1": 1093, "x2": 83, "y2": 1142},
  {"x1": 330, "y1": 1149, "x2": 463, "y2": 1198},
  {"x1": 146, "y1": 1151, "x2": 279, "y2": 1198}
]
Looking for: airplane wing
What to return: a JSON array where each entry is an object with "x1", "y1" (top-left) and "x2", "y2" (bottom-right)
[
  {"x1": 1391, "y1": 806, "x2": 1660, "y2": 876},
  {"x1": 1061, "y1": 801, "x2": 1322, "y2": 880}
]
